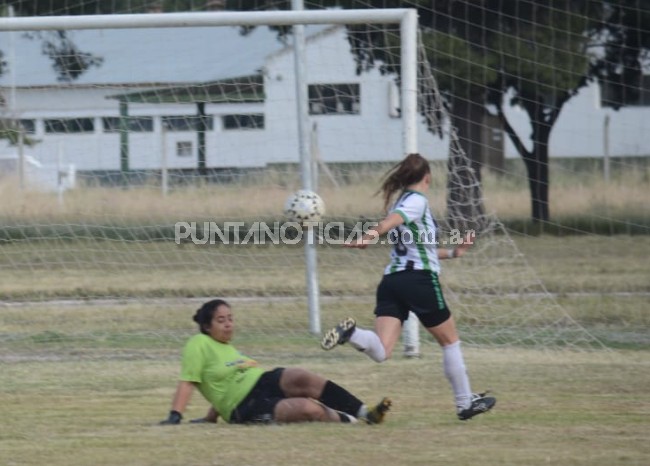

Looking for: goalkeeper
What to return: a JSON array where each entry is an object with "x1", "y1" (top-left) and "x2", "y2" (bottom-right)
[
  {"x1": 321, "y1": 153, "x2": 496, "y2": 421},
  {"x1": 160, "y1": 299, "x2": 391, "y2": 425}
]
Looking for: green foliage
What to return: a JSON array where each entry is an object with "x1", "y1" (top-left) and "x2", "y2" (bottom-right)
[
  {"x1": 420, "y1": 30, "x2": 499, "y2": 94},
  {"x1": 492, "y1": 2, "x2": 594, "y2": 111},
  {"x1": 0, "y1": 119, "x2": 38, "y2": 146}
]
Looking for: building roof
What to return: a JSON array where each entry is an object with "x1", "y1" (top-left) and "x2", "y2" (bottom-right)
[
  {"x1": 109, "y1": 74, "x2": 264, "y2": 104},
  {"x1": 0, "y1": 25, "x2": 302, "y2": 87}
]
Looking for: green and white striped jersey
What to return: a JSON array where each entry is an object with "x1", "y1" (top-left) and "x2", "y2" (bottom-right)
[{"x1": 384, "y1": 190, "x2": 440, "y2": 275}]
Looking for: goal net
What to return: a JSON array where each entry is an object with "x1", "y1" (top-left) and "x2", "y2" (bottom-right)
[{"x1": 0, "y1": 5, "x2": 635, "y2": 370}]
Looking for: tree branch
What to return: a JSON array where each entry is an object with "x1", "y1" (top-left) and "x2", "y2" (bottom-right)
[{"x1": 495, "y1": 99, "x2": 532, "y2": 161}]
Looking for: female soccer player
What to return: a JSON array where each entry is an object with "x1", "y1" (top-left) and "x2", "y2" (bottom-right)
[
  {"x1": 160, "y1": 299, "x2": 391, "y2": 425},
  {"x1": 321, "y1": 153, "x2": 496, "y2": 421}
]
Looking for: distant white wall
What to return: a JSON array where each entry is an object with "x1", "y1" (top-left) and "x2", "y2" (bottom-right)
[
  {"x1": 262, "y1": 27, "x2": 449, "y2": 165},
  {"x1": 503, "y1": 81, "x2": 649, "y2": 159},
  {"x1": 1, "y1": 28, "x2": 648, "y2": 175}
]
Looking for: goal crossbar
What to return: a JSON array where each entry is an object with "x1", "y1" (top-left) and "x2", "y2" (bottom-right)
[
  {"x1": 0, "y1": 8, "x2": 419, "y2": 155},
  {"x1": 0, "y1": 9, "x2": 415, "y2": 30}
]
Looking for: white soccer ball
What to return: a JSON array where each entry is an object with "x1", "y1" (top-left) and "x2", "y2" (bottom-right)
[{"x1": 283, "y1": 189, "x2": 325, "y2": 224}]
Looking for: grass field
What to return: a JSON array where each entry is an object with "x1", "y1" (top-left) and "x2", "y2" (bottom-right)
[
  {"x1": 1, "y1": 233, "x2": 649, "y2": 465},
  {"x1": 1, "y1": 346, "x2": 648, "y2": 466},
  {"x1": 1, "y1": 161, "x2": 649, "y2": 465}
]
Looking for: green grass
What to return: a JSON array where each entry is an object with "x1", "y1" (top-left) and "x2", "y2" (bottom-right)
[
  {"x1": 0, "y1": 166, "x2": 649, "y2": 466},
  {"x1": 0, "y1": 236, "x2": 648, "y2": 465},
  {"x1": 1, "y1": 348, "x2": 648, "y2": 466},
  {"x1": 0, "y1": 235, "x2": 648, "y2": 299}
]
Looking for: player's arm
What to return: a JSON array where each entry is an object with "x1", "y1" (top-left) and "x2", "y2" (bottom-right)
[
  {"x1": 160, "y1": 380, "x2": 196, "y2": 425},
  {"x1": 190, "y1": 406, "x2": 220, "y2": 424},
  {"x1": 345, "y1": 212, "x2": 404, "y2": 249}
]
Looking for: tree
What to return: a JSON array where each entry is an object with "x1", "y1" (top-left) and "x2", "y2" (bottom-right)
[
  {"x1": 488, "y1": 1, "x2": 650, "y2": 223},
  {"x1": 589, "y1": 1, "x2": 650, "y2": 110},
  {"x1": 485, "y1": 2, "x2": 597, "y2": 224},
  {"x1": 335, "y1": 1, "x2": 596, "y2": 225},
  {"x1": 225, "y1": 0, "x2": 649, "y2": 225},
  {"x1": 0, "y1": 2, "x2": 104, "y2": 145}
]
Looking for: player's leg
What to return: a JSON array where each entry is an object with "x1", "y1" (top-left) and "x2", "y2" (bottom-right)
[
  {"x1": 231, "y1": 369, "x2": 353, "y2": 424},
  {"x1": 321, "y1": 274, "x2": 405, "y2": 361},
  {"x1": 280, "y1": 367, "x2": 363, "y2": 416},
  {"x1": 369, "y1": 316, "x2": 402, "y2": 358},
  {"x1": 274, "y1": 398, "x2": 347, "y2": 423},
  {"x1": 274, "y1": 398, "x2": 393, "y2": 424},
  {"x1": 405, "y1": 270, "x2": 495, "y2": 420},
  {"x1": 320, "y1": 316, "x2": 399, "y2": 362},
  {"x1": 427, "y1": 319, "x2": 496, "y2": 420},
  {"x1": 279, "y1": 367, "x2": 391, "y2": 424},
  {"x1": 425, "y1": 316, "x2": 472, "y2": 410}
]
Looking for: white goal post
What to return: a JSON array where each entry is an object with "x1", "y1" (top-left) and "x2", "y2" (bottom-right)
[{"x1": 0, "y1": 8, "x2": 421, "y2": 347}]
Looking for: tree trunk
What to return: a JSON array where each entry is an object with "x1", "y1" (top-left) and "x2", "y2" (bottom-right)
[
  {"x1": 497, "y1": 95, "x2": 555, "y2": 225},
  {"x1": 446, "y1": 96, "x2": 486, "y2": 233},
  {"x1": 522, "y1": 124, "x2": 551, "y2": 224}
]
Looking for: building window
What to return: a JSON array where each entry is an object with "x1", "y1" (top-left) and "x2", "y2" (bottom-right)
[
  {"x1": 308, "y1": 83, "x2": 360, "y2": 115},
  {"x1": 176, "y1": 141, "x2": 193, "y2": 157},
  {"x1": 103, "y1": 116, "x2": 154, "y2": 133},
  {"x1": 44, "y1": 118, "x2": 94, "y2": 134},
  {"x1": 222, "y1": 114, "x2": 265, "y2": 130},
  {"x1": 601, "y1": 75, "x2": 650, "y2": 108},
  {"x1": 18, "y1": 119, "x2": 36, "y2": 134},
  {"x1": 162, "y1": 115, "x2": 213, "y2": 132}
]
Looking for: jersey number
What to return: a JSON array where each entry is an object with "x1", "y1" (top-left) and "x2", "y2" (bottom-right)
[{"x1": 389, "y1": 228, "x2": 407, "y2": 257}]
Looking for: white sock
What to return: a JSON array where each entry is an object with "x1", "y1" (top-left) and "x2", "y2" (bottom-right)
[
  {"x1": 349, "y1": 327, "x2": 387, "y2": 362},
  {"x1": 442, "y1": 340, "x2": 472, "y2": 410}
]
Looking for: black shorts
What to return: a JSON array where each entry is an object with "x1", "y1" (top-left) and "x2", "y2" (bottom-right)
[
  {"x1": 230, "y1": 367, "x2": 285, "y2": 424},
  {"x1": 374, "y1": 269, "x2": 451, "y2": 328}
]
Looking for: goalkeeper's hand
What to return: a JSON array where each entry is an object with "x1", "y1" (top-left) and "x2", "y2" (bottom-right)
[
  {"x1": 160, "y1": 410, "x2": 183, "y2": 425},
  {"x1": 190, "y1": 407, "x2": 219, "y2": 424},
  {"x1": 189, "y1": 417, "x2": 216, "y2": 424}
]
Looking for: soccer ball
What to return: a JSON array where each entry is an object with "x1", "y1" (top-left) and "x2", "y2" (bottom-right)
[{"x1": 283, "y1": 189, "x2": 325, "y2": 224}]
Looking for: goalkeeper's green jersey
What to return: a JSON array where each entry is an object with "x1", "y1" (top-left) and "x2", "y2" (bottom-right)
[{"x1": 180, "y1": 334, "x2": 264, "y2": 422}]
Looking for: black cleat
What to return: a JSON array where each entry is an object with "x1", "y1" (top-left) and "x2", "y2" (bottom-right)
[
  {"x1": 321, "y1": 317, "x2": 356, "y2": 350},
  {"x1": 457, "y1": 392, "x2": 496, "y2": 421},
  {"x1": 364, "y1": 397, "x2": 392, "y2": 425}
]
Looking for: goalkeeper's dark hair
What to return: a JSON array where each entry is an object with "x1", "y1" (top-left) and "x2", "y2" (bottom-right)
[
  {"x1": 193, "y1": 299, "x2": 231, "y2": 334},
  {"x1": 377, "y1": 153, "x2": 431, "y2": 212}
]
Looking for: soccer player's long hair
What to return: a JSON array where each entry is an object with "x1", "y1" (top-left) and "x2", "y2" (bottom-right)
[
  {"x1": 193, "y1": 299, "x2": 230, "y2": 334},
  {"x1": 377, "y1": 153, "x2": 431, "y2": 212}
]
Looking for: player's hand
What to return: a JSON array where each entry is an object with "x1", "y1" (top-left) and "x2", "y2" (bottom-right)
[
  {"x1": 160, "y1": 410, "x2": 183, "y2": 425},
  {"x1": 454, "y1": 232, "x2": 476, "y2": 258},
  {"x1": 189, "y1": 416, "x2": 217, "y2": 424},
  {"x1": 344, "y1": 231, "x2": 378, "y2": 249},
  {"x1": 344, "y1": 240, "x2": 368, "y2": 249}
]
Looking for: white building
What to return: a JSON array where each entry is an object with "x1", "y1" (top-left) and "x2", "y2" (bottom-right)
[
  {"x1": 0, "y1": 24, "x2": 648, "y2": 182},
  {"x1": 0, "y1": 25, "x2": 448, "y2": 177}
]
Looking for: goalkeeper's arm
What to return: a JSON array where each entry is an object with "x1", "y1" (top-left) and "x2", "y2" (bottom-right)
[
  {"x1": 190, "y1": 407, "x2": 219, "y2": 424},
  {"x1": 160, "y1": 380, "x2": 195, "y2": 425}
]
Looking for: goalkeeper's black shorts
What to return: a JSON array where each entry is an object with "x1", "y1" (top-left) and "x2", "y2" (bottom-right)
[{"x1": 230, "y1": 367, "x2": 285, "y2": 424}]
